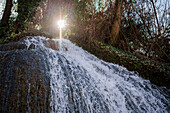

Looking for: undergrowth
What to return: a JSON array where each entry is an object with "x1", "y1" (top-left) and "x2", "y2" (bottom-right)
[
  {"x1": 0, "y1": 29, "x2": 53, "y2": 44},
  {"x1": 69, "y1": 36, "x2": 170, "y2": 88}
]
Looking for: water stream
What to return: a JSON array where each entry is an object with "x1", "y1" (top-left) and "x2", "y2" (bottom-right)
[{"x1": 22, "y1": 36, "x2": 170, "y2": 113}]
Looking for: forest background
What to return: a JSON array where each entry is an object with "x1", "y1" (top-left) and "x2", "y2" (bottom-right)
[{"x1": 0, "y1": 0, "x2": 169, "y2": 87}]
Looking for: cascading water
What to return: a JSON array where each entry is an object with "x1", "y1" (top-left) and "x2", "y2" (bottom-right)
[{"x1": 2, "y1": 36, "x2": 169, "y2": 113}]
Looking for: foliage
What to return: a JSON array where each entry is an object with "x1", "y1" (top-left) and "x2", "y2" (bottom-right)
[
  {"x1": 69, "y1": 36, "x2": 170, "y2": 88},
  {"x1": 70, "y1": 0, "x2": 169, "y2": 63},
  {"x1": 15, "y1": 0, "x2": 42, "y2": 32},
  {"x1": 0, "y1": 0, "x2": 169, "y2": 88},
  {"x1": 0, "y1": 29, "x2": 53, "y2": 44},
  {"x1": 0, "y1": 0, "x2": 169, "y2": 63},
  {"x1": 119, "y1": 0, "x2": 170, "y2": 63},
  {"x1": 0, "y1": 21, "x2": 17, "y2": 43},
  {"x1": 0, "y1": 0, "x2": 43, "y2": 43}
]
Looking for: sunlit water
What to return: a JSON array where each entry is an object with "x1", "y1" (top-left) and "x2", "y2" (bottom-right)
[{"x1": 23, "y1": 36, "x2": 169, "y2": 113}]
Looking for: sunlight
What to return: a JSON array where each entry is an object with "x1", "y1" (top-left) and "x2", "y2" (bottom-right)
[
  {"x1": 57, "y1": 20, "x2": 66, "y2": 28},
  {"x1": 57, "y1": 19, "x2": 66, "y2": 50}
]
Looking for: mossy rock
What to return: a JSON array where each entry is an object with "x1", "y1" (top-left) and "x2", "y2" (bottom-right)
[
  {"x1": 0, "y1": 41, "x2": 51, "y2": 113},
  {"x1": 0, "y1": 29, "x2": 53, "y2": 44}
]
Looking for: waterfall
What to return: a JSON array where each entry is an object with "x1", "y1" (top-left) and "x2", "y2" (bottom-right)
[{"x1": 1, "y1": 36, "x2": 169, "y2": 113}]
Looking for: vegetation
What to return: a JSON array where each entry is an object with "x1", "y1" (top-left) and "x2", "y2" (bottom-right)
[
  {"x1": 0, "y1": 0, "x2": 43, "y2": 43},
  {"x1": 71, "y1": 0, "x2": 170, "y2": 63},
  {"x1": 0, "y1": 0, "x2": 169, "y2": 87},
  {"x1": 69, "y1": 36, "x2": 170, "y2": 88}
]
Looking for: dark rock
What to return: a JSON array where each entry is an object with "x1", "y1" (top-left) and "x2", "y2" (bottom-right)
[
  {"x1": 0, "y1": 42, "x2": 51, "y2": 113},
  {"x1": 0, "y1": 43, "x2": 27, "y2": 51},
  {"x1": 28, "y1": 43, "x2": 36, "y2": 50},
  {"x1": 45, "y1": 40, "x2": 59, "y2": 50}
]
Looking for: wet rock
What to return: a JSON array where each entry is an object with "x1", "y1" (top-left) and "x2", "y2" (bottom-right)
[
  {"x1": 0, "y1": 43, "x2": 27, "y2": 51},
  {"x1": 0, "y1": 42, "x2": 51, "y2": 113},
  {"x1": 28, "y1": 43, "x2": 36, "y2": 50},
  {"x1": 45, "y1": 40, "x2": 59, "y2": 50}
]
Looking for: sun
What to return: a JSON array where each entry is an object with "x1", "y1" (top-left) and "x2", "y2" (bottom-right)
[{"x1": 57, "y1": 20, "x2": 66, "y2": 28}]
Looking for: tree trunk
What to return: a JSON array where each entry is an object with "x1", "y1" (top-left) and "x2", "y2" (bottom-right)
[
  {"x1": 150, "y1": 0, "x2": 161, "y2": 35},
  {"x1": 110, "y1": 0, "x2": 124, "y2": 46},
  {"x1": 1, "y1": 0, "x2": 13, "y2": 24}
]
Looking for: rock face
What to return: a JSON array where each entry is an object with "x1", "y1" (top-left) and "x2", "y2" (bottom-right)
[
  {"x1": 1, "y1": 36, "x2": 169, "y2": 113},
  {"x1": 0, "y1": 37, "x2": 58, "y2": 113},
  {"x1": 46, "y1": 39, "x2": 59, "y2": 50}
]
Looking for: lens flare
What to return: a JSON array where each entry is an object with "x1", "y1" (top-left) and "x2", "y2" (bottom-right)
[
  {"x1": 57, "y1": 20, "x2": 66, "y2": 28},
  {"x1": 57, "y1": 19, "x2": 66, "y2": 50}
]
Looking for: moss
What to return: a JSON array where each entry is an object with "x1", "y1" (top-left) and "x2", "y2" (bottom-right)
[
  {"x1": 69, "y1": 37, "x2": 170, "y2": 88},
  {"x1": 0, "y1": 29, "x2": 53, "y2": 44}
]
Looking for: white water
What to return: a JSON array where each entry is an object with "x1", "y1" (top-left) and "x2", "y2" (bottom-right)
[{"x1": 24, "y1": 36, "x2": 169, "y2": 113}]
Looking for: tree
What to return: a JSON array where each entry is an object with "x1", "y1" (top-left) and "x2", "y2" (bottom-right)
[
  {"x1": 40, "y1": 0, "x2": 62, "y2": 36},
  {"x1": 73, "y1": 0, "x2": 124, "y2": 45},
  {"x1": 110, "y1": 0, "x2": 124, "y2": 46},
  {"x1": 40, "y1": 0, "x2": 78, "y2": 37},
  {"x1": 1, "y1": 0, "x2": 13, "y2": 25},
  {"x1": 15, "y1": 0, "x2": 41, "y2": 33},
  {"x1": 0, "y1": 0, "x2": 13, "y2": 39}
]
